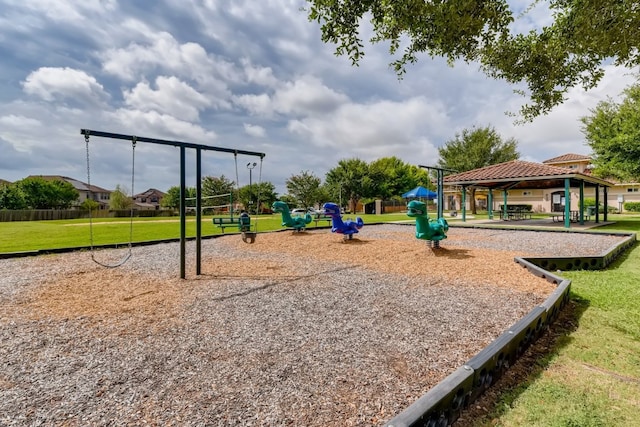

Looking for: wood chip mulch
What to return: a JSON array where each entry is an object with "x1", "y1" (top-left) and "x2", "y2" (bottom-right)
[{"x1": 0, "y1": 225, "x2": 626, "y2": 426}]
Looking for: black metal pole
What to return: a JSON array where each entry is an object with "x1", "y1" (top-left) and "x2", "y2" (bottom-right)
[
  {"x1": 196, "y1": 148, "x2": 202, "y2": 276},
  {"x1": 180, "y1": 146, "x2": 186, "y2": 279},
  {"x1": 81, "y1": 129, "x2": 265, "y2": 158}
]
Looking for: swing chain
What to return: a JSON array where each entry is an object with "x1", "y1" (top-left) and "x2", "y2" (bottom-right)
[
  {"x1": 129, "y1": 137, "x2": 136, "y2": 246},
  {"x1": 84, "y1": 131, "x2": 135, "y2": 268},
  {"x1": 84, "y1": 131, "x2": 96, "y2": 249}
]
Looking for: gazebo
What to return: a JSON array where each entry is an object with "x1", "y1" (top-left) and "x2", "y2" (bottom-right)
[{"x1": 443, "y1": 160, "x2": 613, "y2": 228}]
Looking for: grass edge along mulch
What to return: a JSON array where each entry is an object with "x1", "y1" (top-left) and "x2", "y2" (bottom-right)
[{"x1": 457, "y1": 241, "x2": 640, "y2": 427}]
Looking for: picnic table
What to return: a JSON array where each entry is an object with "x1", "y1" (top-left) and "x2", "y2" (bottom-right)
[
  {"x1": 552, "y1": 210, "x2": 591, "y2": 223},
  {"x1": 499, "y1": 208, "x2": 533, "y2": 221}
]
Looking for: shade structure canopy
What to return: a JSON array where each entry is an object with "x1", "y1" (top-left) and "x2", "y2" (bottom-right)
[{"x1": 402, "y1": 186, "x2": 437, "y2": 199}]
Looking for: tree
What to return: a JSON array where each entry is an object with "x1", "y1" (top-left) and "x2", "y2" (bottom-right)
[
  {"x1": 238, "y1": 182, "x2": 277, "y2": 214},
  {"x1": 202, "y1": 175, "x2": 236, "y2": 199},
  {"x1": 109, "y1": 185, "x2": 133, "y2": 210},
  {"x1": 276, "y1": 194, "x2": 297, "y2": 208},
  {"x1": 581, "y1": 82, "x2": 640, "y2": 181},
  {"x1": 438, "y1": 125, "x2": 519, "y2": 214},
  {"x1": 307, "y1": 1, "x2": 640, "y2": 120},
  {"x1": 50, "y1": 179, "x2": 79, "y2": 209},
  {"x1": 285, "y1": 171, "x2": 323, "y2": 209},
  {"x1": 368, "y1": 156, "x2": 431, "y2": 200},
  {"x1": 15, "y1": 177, "x2": 79, "y2": 209},
  {"x1": 0, "y1": 184, "x2": 27, "y2": 210},
  {"x1": 325, "y1": 158, "x2": 370, "y2": 213},
  {"x1": 161, "y1": 186, "x2": 197, "y2": 210},
  {"x1": 80, "y1": 199, "x2": 99, "y2": 211}
]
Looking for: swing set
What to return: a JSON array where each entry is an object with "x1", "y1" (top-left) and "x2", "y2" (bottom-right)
[{"x1": 82, "y1": 129, "x2": 266, "y2": 279}]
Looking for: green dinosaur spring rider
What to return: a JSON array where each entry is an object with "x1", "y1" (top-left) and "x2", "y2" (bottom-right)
[
  {"x1": 406, "y1": 200, "x2": 449, "y2": 248},
  {"x1": 271, "y1": 200, "x2": 313, "y2": 232}
]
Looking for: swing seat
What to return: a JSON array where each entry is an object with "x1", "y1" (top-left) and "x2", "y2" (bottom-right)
[{"x1": 242, "y1": 231, "x2": 257, "y2": 244}]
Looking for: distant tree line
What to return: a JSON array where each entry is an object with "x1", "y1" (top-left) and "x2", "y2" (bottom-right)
[
  {"x1": 99, "y1": 124, "x2": 524, "y2": 215},
  {"x1": 0, "y1": 177, "x2": 78, "y2": 210}
]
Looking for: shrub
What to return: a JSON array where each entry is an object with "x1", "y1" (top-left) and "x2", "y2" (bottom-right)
[{"x1": 624, "y1": 201, "x2": 640, "y2": 212}]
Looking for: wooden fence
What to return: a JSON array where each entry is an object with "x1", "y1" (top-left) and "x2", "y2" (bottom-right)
[{"x1": 0, "y1": 209, "x2": 176, "y2": 222}]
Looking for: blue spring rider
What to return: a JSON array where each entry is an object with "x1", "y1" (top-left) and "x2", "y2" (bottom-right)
[
  {"x1": 406, "y1": 200, "x2": 448, "y2": 248},
  {"x1": 322, "y1": 202, "x2": 364, "y2": 241}
]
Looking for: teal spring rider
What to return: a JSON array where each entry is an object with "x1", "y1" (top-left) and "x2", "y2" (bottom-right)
[
  {"x1": 406, "y1": 200, "x2": 448, "y2": 248},
  {"x1": 271, "y1": 200, "x2": 313, "y2": 232}
]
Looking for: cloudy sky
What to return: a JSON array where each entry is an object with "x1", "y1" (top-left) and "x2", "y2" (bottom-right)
[{"x1": 1, "y1": 1, "x2": 637, "y2": 196}]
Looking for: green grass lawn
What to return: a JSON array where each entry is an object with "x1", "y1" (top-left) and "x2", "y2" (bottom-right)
[
  {"x1": 472, "y1": 217, "x2": 640, "y2": 427},
  {"x1": 0, "y1": 212, "x2": 411, "y2": 252}
]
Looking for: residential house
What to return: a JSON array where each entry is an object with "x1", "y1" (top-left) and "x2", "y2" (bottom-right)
[
  {"x1": 132, "y1": 188, "x2": 166, "y2": 210},
  {"x1": 543, "y1": 154, "x2": 639, "y2": 211},
  {"x1": 27, "y1": 175, "x2": 111, "y2": 209}
]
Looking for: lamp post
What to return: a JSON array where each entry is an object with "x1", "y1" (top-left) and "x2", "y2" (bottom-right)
[{"x1": 247, "y1": 162, "x2": 256, "y2": 212}]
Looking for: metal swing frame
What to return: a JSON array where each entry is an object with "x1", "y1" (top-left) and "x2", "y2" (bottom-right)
[{"x1": 81, "y1": 129, "x2": 265, "y2": 279}]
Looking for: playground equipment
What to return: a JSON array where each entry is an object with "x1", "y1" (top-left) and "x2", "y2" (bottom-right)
[
  {"x1": 84, "y1": 132, "x2": 136, "y2": 268},
  {"x1": 212, "y1": 211, "x2": 254, "y2": 242},
  {"x1": 322, "y1": 202, "x2": 364, "y2": 241},
  {"x1": 272, "y1": 201, "x2": 312, "y2": 232},
  {"x1": 81, "y1": 129, "x2": 265, "y2": 278},
  {"x1": 406, "y1": 200, "x2": 448, "y2": 248}
]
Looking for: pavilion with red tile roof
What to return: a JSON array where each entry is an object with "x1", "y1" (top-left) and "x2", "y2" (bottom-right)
[{"x1": 443, "y1": 160, "x2": 613, "y2": 228}]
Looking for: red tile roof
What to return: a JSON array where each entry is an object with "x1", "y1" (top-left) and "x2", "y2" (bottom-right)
[
  {"x1": 443, "y1": 160, "x2": 613, "y2": 189},
  {"x1": 444, "y1": 160, "x2": 577, "y2": 182},
  {"x1": 542, "y1": 153, "x2": 591, "y2": 164}
]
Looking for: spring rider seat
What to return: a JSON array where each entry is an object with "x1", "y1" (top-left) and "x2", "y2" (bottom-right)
[{"x1": 406, "y1": 200, "x2": 448, "y2": 248}]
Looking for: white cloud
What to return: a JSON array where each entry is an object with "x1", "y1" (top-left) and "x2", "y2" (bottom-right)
[
  {"x1": 109, "y1": 109, "x2": 218, "y2": 144},
  {"x1": 123, "y1": 76, "x2": 211, "y2": 122},
  {"x1": 273, "y1": 75, "x2": 350, "y2": 115},
  {"x1": 21, "y1": 67, "x2": 109, "y2": 104},
  {"x1": 244, "y1": 123, "x2": 266, "y2": 138},
  {"x1": 241, "y1": 59, "x2": 279, "y2": 87},
  {"x1": 235, "y1": 93, "x2": 274, "y2": 116},
  {"x1": 288, "y1": 96, "x2": 450, "y2": 161},
  {"x1": 0, "y1": 114, "x2": 42, "y2": 128}
]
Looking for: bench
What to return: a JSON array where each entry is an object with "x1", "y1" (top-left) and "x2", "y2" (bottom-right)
[
  {"x1": 212, "y1": 216, "x2": 251, "y2": 233},
  {"x1": 313, "y1": 215, "x2": 333, "y2": 227}
]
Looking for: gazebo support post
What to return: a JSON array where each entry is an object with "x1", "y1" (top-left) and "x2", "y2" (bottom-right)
[
  {"x1": 503, "y1": 189, "x2": 508, "y2": 220},
  {"x1": 603, "y1": 186, "x2": 608, "y2": 222},
  {"x1": 579, "y1": 181, "x2": 585, "y2": 225},
  {"x1": 461, "y1": 186, "x2": 467, "y2": 222},
  {"x1": 488, "y1": 189, "x2": 493, "y2": 220},
  {"x1": 564, "y1": 178, "x2": 571, "y2": 229},
  {"x1": 595, "y1": 184, "x2": 600, "y2": 223}
]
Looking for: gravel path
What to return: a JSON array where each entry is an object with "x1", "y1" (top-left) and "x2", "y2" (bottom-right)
[{"x1": 0, "y1": 225, "x2": 627, "y2": 426}]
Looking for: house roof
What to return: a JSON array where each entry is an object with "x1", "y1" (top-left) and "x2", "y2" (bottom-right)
[
  {"x1": 134, "y1": 188, "x2": 166, "y2": 198},
  {"x1": 27, "y1": 175, "x2": 110, "y2": 193},
  {"x1": 443, "y1": 160, "x2": 612, "y2": 190},
  {"x1": 542, "y1": 153, "x2": 591, "y2": 164}
]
